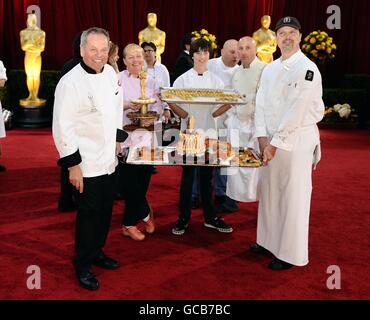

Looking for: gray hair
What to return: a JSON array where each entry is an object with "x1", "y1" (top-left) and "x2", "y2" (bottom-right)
[{"x1": 80, "y1": 27, "x2": 110, "y2": 47}]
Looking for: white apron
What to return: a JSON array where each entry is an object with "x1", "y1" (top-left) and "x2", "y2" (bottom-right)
[
  {"x1": 256, "y1": 124, "x2": 320, "y2": 266},
  {"x1": 225, "y1": 107, "x2": 260, "y2": 202}
]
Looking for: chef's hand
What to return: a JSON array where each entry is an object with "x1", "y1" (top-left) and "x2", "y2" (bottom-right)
[
  {"x1": 124, "y1": 102, "x2": 141, "y2": 111},
  {"x1": 263, "y1": 144, "x2": 277, "y2": 165},
  {"x1": 69, "y1": 165, "x2": 84, "y2": 193},
  {"x1": 258, "y1": 137, "x2": 269, "y2": 156},
  {"x1": 116, "y1": 142, "x2": 122, "y2": 156},
  {"x1": 163, "y1": 110, "x2": 171, "y2": 124}
]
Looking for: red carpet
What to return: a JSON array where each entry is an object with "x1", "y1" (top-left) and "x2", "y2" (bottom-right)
[{"x1": 0, "y1": 128, "x2": 369, "y2": 300}]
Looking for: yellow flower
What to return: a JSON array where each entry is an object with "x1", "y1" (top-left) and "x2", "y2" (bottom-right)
[
  {"x1": 311, "y1": 50, "x2": 318, "y2": 57},
  {"x1": 304, "y1": 36, "x2": 310, "y2": 42},
  {"x1": 316, "y1": 45, "x2": 322, "y2": 50},
  {"x1": 326, "y1": 47, "x2": 332, "y2": 54},
  {"x1": 200, "y1": 29, "x2": 208, "y2": 35},
  {"x1": 204, "y1": 36, "x2": 209, "y2": 41},
  {"x1": 310, "y1": 38, "x2": 316, "y2": 44},
  {"x1": 209, "y1": 35, "x2": 216, "y2": 42},
  {"x1": 312, "y1": 31, "x2": 318, "y2": 35},
  {"x1": 331, "y1": 44, "x2": 337, "y2": 50}
]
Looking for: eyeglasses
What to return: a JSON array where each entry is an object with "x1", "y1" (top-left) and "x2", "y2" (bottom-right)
[{"x1": 144, "y1": 49, "x2": 155, "y2": 53}]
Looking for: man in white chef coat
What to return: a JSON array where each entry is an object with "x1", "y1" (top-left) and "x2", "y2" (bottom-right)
[
  {"x1": 252, "y1": 17, "x2": 324, "y2": 270},
  {"x1": 53, "y1": 27, "x2": 127, "y2": 290},
  {"x1": 0, "y1": 60, "x2": 7, "y2": 172},
  {"x1": 208, "y1": 39, "x2": 240, "y2": 212},
  {"x1": 226, "y1": 37, "x2": 266, "y2": 202}
]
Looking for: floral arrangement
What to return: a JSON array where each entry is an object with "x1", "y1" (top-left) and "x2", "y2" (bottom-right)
[
  {"x1": 191, "y1": 29, "x2": 218, "y2": 51},
  {"x1": 323, "y1": 103, "x2": 358, "y2": 123},
  {"x1": 301, "y1": 30, "x2": 337, "y2": 64}
]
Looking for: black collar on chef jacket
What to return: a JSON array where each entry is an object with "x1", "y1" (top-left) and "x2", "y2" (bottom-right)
[{"x1": 80, "y1": 60, "x2": 104, "y2": 74}]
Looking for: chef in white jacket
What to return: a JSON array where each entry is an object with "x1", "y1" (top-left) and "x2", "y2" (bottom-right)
[
  {"x1": 253, "y1": 17, "x2": 324, "y2": 270},
  {"x1": 226, "y1": 37, "x2": 266, "y2": 202},
  {"x1": 0, "y1": 60, "x2": 7, "y2": 172},
  {"x1": 208, "y1": 39, "x2": 240, "y2": 212},
  {"x1": 53, "y1": 28, "x2": 127, "y2": 290}
]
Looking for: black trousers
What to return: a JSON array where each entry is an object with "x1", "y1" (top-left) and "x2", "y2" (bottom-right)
[
  {"x1": 179, "y1": 166, "x2": 217, "y2": 222},
  {"x1": 119, "y1": 163, "x2": 152, "y2": 227},
  {"x1": 73, "y1": 173, "x2": 115, "y2": 272}
]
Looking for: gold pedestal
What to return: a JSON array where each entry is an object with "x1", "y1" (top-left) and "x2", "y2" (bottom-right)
[
  {"x1": 16, "y1": 99, "x2": 50, "y2": 128},
  {"x1": 20, "y1": 98, "x2": 47, "y2": 107}
]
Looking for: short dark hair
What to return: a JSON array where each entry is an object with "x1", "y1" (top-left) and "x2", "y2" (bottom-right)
[
  {"x1": 189, "y1": 38, "x2": 212, "y2": 58},
  {"x1": 141, "y1": 42, "x2": 157, "y2": 52},
  {"x1": 181, "y1": 33, "x2": 193, "y2": 50}
]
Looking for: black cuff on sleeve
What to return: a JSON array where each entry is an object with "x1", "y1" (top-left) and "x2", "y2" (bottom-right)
[
  {"x1": 57, "y1": 150, "x2": 82, "y2": 168},
  {"x1": 116, "y1": 129, "x2": 129, "y2": 143}
]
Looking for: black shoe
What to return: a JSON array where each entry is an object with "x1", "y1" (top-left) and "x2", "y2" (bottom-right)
[
  {"x1": 250, "y1": 243, "x2": 271, "y2": 255},
  {"x1": 191, "y1": 197, "x2": 201, "y2": 209},
  {"x1": 216, "y1": 197, "x2": 240, "y2": 213},
  {"x1": 172, "y1": 218, "x2": 189, "y2": 235},
  {"x1": 58, "y1": 198, "x2": 77, "y2": 212},
  {"x1": 268, "y1": 258, "x2": 293, "y2": 271},
  {"x1": 92, "y1": 253, "x2": 120, "y2": 270},
  {"x1": 0, "y1": 164, "x2": 6, "y2": 172},
  {"x1": 75, "y1": 269, "x2": 99, "y2": 291},
  {"x1": 214, "y1": 195, "x2": 227, "y2": 205},
  {"x1": 204, "y1": 217, "x2": 233, "y2": 233}
]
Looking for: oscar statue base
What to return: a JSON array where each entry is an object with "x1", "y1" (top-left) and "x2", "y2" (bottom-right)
[{"x1": 16, "y1": 100, "x2": 51, "y2": 128}]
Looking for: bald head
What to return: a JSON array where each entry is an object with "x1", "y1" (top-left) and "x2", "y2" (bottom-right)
[
  {"x1": 238, "y1": 37, "x2": 257, "y2": 67},
  {"x1": 221, "y1": 39, "x2": 239, "y2": 67}
]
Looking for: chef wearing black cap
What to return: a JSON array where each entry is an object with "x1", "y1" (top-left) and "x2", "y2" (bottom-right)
[{"x1": 251, "y1": 17, "x2": 325, "y2": 270}]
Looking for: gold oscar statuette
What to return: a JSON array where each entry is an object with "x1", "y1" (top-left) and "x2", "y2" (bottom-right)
[
  {"x1": 253, "y1": 15, "x2": 277, "y2": 64},
  {"x1": 138, "y1": 13, "x2": 166, "y2": 63},
  {"x1": 19, "y1": 13, "x2": 46, "y2": 107}
]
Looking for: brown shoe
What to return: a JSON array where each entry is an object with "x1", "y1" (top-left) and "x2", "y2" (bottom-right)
[
  {"x1": 145, "y1": 205, "x2": 155, "y2": 234},
  {"x1": 122, "y1": 226, "x2": 145, "y2": 241}
]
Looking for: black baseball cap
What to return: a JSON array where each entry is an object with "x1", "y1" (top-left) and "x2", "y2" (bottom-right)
[{"x1": 275, "y1": 16, "x2": 301, "y2": 32}]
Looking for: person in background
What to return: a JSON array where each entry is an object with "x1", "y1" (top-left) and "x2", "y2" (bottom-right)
[
  {"x1": 171, "y1": 33, "x2": 195, "y2": 84},
  {"x1": 253, "y1": 17, "x2": 324, "y2": 270},
  {"x1": 53, "y1": 27, "x2": 126, "y2": 290},
  {"x1": 0, "y1": 60, "x2": 7, "y2": 172},
  {"x1": 208, "y1": 39, "x2": 240, "y2": 213},
  {"x1": 141, "y1": 41, "x2": 170, "y2": 88},
  {"x1": 108, "y1": 42, "x2": 120, "y2": 73},
  {"x1": 226, "y1": 37, "x2": 266, "y2": 204}
]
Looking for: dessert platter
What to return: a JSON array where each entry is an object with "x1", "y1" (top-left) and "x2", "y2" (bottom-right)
[
  {"x1": 126, "y1": 146, "x2": 169, "y2": 165},
  {"x1": 160, "y1": 87, "x2": 248, "y2": 105},
  {"x1": 125, "y1": 117, "x2": 263, "y2": 167}
]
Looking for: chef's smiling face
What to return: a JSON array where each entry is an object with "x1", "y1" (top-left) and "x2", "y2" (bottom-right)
[
  {"x1": 276, "y1": 26, "x2": 302, "y2": 55},
  {"x1": 193, "y1": 49, "x2": 210, "y2": 67},
  {"x1": 123, "y1": 48, "x2": 144, "y2": 76},
  {"x1": 81, "y1": 33, "x2": 109, "y2": 73}
]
